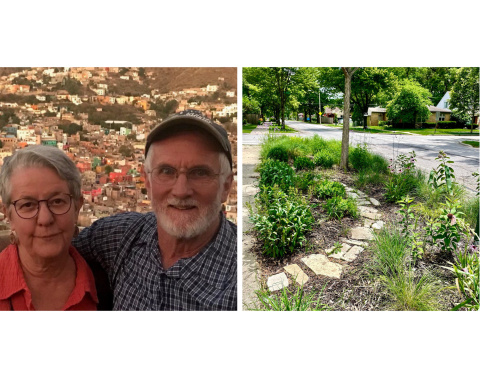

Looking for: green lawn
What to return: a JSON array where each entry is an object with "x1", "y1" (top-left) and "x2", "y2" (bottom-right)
[
  {"x1": 243, "y1": 124, "x2": 257, "y2": 133},
  {"x1": 462, "y1": 140, "x2": 479, "y2": 148},
  {"x1": 268, "y1": 124, "x2": 297, "y2": 133},
  {"x1": 354, "y1": 125, "x2": 479, "y2": 136}
]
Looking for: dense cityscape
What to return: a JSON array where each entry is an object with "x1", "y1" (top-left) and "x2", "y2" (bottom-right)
[{"x1": 0, "y1": 67, "x2": 238, "y2": 230}]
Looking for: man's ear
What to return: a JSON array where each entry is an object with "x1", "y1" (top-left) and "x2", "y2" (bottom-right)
[
  {"x1": 143, "y1": 171, "x2": 152, "y2": 200},
  {"x1": 220, "y1": 172, "x2": 234, "y2": 203}
]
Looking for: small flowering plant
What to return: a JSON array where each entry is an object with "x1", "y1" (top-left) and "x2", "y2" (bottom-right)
[
  {"x1": 433, "y1": 196, "x2": 464, "y2": 254},
  {"x1": 387, "y1": 150, "x2": 417, "y2": 175}
]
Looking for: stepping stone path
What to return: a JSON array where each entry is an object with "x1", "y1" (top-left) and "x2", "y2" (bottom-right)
[
  {"x1": 284, "y1": 264, "x2": 309, "y2": 285},
  {"x1": 267, "y1": 272, "x2": 288, "y2": 292},
  {"x1": 265, "y1": 186, "x2": 385, "y2": 287}
]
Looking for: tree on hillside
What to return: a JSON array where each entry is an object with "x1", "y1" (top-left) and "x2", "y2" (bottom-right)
[
  {"x1": 386, "y1": 80, "x2": 432, "y2": 128},
  {"x1": 340, "y1": 67, "x2": 359, "y2": 170},
  {"x1": 449, "y1": 67, "x2": 480, "y2": 133}
]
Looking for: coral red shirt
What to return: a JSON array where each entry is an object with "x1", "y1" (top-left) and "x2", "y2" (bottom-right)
[{"x1": 0, "y1": 244, "x2": 98, "y2": 311}]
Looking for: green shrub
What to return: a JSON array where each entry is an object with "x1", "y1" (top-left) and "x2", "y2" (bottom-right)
[
  {"x1": 438, "y1": 121, "x2": 459, "y2": 129},
  {"x1": 384, "y1": 169, "x2": 425, "y2": 203},
  {"x1": 249, "y1": 187, "x2": 314, "y2": 258},
  {"x1": 266, "y1": 146, "x2": 289, "y2": 162},
  {"x1": 349, "y1": 143, "x2": 372, "y2": 171},
  {"x1": 422, "y1": 122, "x2": 437, "y2": 128},
  {"x1": 258, "y1": 159, "x2": 295, "y2": 192},
  {"x1": 378, "y1": 121, "x2": 387, "y2": 127},
  {"x1": 314, "y1": 149, "x2": 336, "y2": 168},
  {"x1": 324, "y1": 196, "x2": 358, "y2": 220},
  {"x1": 313, "y1": 179, "x2": 346, "y2": 199},
  {"x1": 295, "y1": 171, "x2": 317, "y2": 192},
  {"x1": 294, "y1": 156, "x2": 315, "y2": 170}
]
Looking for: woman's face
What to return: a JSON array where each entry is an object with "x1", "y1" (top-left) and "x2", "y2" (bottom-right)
[{"x1": 5, "y1": 166, "x2": 83, "y2": 260}]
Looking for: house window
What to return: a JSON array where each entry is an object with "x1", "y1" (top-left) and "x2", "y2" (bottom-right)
[
  {"x1": 444, "y1": 101, "x2": 448, "y2": 108},
  {"x1": 439, "y1": 113, "x2": 446, "y2": 121}
]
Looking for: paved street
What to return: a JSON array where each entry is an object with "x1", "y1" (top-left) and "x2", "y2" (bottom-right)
[{"x1": 243, "y1": 121, "x2": 480, "y2": 193}]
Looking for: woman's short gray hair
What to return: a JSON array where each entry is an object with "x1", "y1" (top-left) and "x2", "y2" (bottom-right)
[{"x1": 0, "y1": 145, "x2": 82, "y2": 207}]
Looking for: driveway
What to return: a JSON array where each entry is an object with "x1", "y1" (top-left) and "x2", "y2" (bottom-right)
[{"x1": 243, "y1": 121, "x2": 480, "y2": 193}]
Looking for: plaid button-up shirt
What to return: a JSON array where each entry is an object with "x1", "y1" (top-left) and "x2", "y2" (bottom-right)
[{"x1": 72, "y1": 212, "x2": 237, "y2": 311}]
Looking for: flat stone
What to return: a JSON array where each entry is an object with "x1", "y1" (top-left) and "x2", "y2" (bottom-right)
[
  {"x1": 360, "y1": 211, "x2": 382, "y2": 220},
  {"x1": 357, "y1": 191, "x2": 366, "y2": 197},
  {"x1": 350, "y1": 227, "x2": 374, "y2": 240},
  {"x1": 301, "y1": 254, "x2": 343, "y2": 279},
  {"x1": 369, "y1": 197, "x2": 380, "y2": 206},
  {"x1": 328, "y1": 243, "x2": 352, "y2": 260},
  {"x1": 347, "y1": 192, "x2": 358, "y2": 199},
  {"x1": 363, "y1": 219, "x2": 375, "y2": 227},
  {"x1": 372, "y1": 221, "x2": 385, "y2": 230},
  {"x1": 339, "y1": 237, "x2": 368, "y2": 247},
  {"x1": 358, "y1": 206, "x2": 378, "y2": 214},
  {"x1": 357, "y1": 200, "x2": 372, "y2": 205},
  {"x1": 342, "y1": 246, "x2": 364, "y2": 262},
  {"x1": 284, "y1": 264, "x2": 309, "y2": 285},
  {"x1": 267, "y1": 272, "x2": 288, "y2": 292}
]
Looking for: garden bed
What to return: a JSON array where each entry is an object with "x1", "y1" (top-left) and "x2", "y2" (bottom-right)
[{"x1": 245, "y1": 135, "x2": 479, "y2": 311}]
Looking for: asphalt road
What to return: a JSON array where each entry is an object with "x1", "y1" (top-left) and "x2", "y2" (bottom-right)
[{"x1": 243, "y1": 121, "x2": 480, "y2": 193}]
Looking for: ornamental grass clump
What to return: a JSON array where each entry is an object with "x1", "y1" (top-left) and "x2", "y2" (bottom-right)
[
  {"x1": 248, "y1": 186, "x2": 314, "y2": 259},
  {"x1": 251, "y1": 283, "x2": 330, "y2": 311},
  {"x1": 369, "y1": 225, "x2": 441, "y2": 311}
]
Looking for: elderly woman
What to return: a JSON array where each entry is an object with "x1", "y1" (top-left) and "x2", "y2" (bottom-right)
[{"x1": 0, "y1": 145, "x2": 109, "y2": 311}]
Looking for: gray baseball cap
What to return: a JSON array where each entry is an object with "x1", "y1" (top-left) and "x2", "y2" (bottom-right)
[{"x1": 145, "y1": 109, "x2": 232, "y2": 169}]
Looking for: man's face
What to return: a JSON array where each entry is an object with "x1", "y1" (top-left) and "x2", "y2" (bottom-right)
[{"x1": 145, "y1": 130, "x2": 232, "y2": 239}]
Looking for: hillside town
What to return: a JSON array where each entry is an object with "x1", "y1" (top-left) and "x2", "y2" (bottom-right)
[{"x1": 0, "y1": 67, "x2": 238, "y2": 230}]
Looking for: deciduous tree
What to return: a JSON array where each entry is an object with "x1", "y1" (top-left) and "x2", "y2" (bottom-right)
[{"x1": 449, "y1": 67, "x2": 479, "y2": 133}]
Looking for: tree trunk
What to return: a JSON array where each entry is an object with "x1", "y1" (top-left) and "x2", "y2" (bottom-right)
[{"x1": 340, "y1": 68, "x2": 357, "y2": 170}]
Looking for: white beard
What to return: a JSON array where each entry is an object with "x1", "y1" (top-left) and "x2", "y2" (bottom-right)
[{"x1": 153, "y1": 195, "x2": 222, "y2": 239}]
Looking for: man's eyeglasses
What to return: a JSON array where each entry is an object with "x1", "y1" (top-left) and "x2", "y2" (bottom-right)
[
  {"x1": 12, "y1": 193, "x2": 73, "y2": 219},
  {"x1": 148, "y1": 165, "x2": 221, "y2": 186}
]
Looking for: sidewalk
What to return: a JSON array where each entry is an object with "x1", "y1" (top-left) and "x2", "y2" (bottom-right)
[{"x1": 242, "y1": 145, "x2": 261, "y2": 309}]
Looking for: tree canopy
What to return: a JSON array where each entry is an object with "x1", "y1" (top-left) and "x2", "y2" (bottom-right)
[
  {"x1": 449, "y1": 67, "x2": 479, "y2": 133},
  {"x1": 386, "y1": 80, "x2": 432, "y2": 126}
]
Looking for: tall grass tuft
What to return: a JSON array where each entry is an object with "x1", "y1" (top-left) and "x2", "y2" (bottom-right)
[{"x1": 369, "y1": 225, "x2": 441, "y2": 311}]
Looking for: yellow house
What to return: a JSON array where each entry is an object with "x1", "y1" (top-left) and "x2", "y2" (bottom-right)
[{"x1": 367, "y1": 106, "x2": 451, "y2": 125}]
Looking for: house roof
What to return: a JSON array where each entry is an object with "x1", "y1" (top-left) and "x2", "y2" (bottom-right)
[
  {"x1": 367, "y1": 106, "x2": 451, "y2": 115},
  {"x1": 428, "y1": 106, "x2": 451, "y2": 113}
]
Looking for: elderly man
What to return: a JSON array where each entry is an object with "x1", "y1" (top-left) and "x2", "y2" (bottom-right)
[{"x1": 72, "y1": 110, "x2": 237, "y2": 310}]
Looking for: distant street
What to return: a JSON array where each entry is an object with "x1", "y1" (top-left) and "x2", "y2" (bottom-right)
[{"x1": 243, "y1": 120, "x2": 480, "y2": 193}]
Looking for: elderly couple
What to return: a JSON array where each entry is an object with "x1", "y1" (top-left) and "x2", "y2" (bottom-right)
[{"x1": 0, "y1": 110, "x2": 237, "y2": 311}]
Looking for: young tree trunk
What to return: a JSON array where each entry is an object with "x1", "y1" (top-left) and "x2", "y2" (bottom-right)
[{"x1": 340, "y1": 67, "x2": 358, "y2": 170}]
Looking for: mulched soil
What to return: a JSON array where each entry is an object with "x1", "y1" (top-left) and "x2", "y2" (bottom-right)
[{"x1": 249, "y1": 167, "x2": 466, "y2": 311}]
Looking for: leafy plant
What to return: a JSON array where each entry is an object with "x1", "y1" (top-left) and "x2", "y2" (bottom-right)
[
  {"x1": 428, "y1": 150, "x2": 456, "y2": 195},
  {"x1": 443, "y1": 244, "x2": 479, "y2": 311},
  {"x1": 313, "y1": 149, "x2": 336, "y2": 168},
  {"x1": 249, "y1": 186, "x2": 314, "y2": 258},
  {"x1": 294, "y1": 171, "x2": 317, "y2": 192},
  {"x1": 266, "y1": 146, "x2": 289, "y2": 162},
  {"x1": 293, "y1": 156, "x2": 315, "y2": 171},
  {"x1": 398, "y1": 196, "x2": 424, "y2": 263},
  {"x1": 258, "y1": 159, "x2": 295, "y2": 193},
  {"x1": 433, "y1": 196, "x2": 464, "y2": 254},
  {"x1": 312, "y1": 179, "x2": 346, "y2": 200},
  {"x1": 349, "y1": 143, "x2": 371, "y2": 171},
  {"x1": 324, "y1": 196, "x2": 358, "y2": 220}
]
